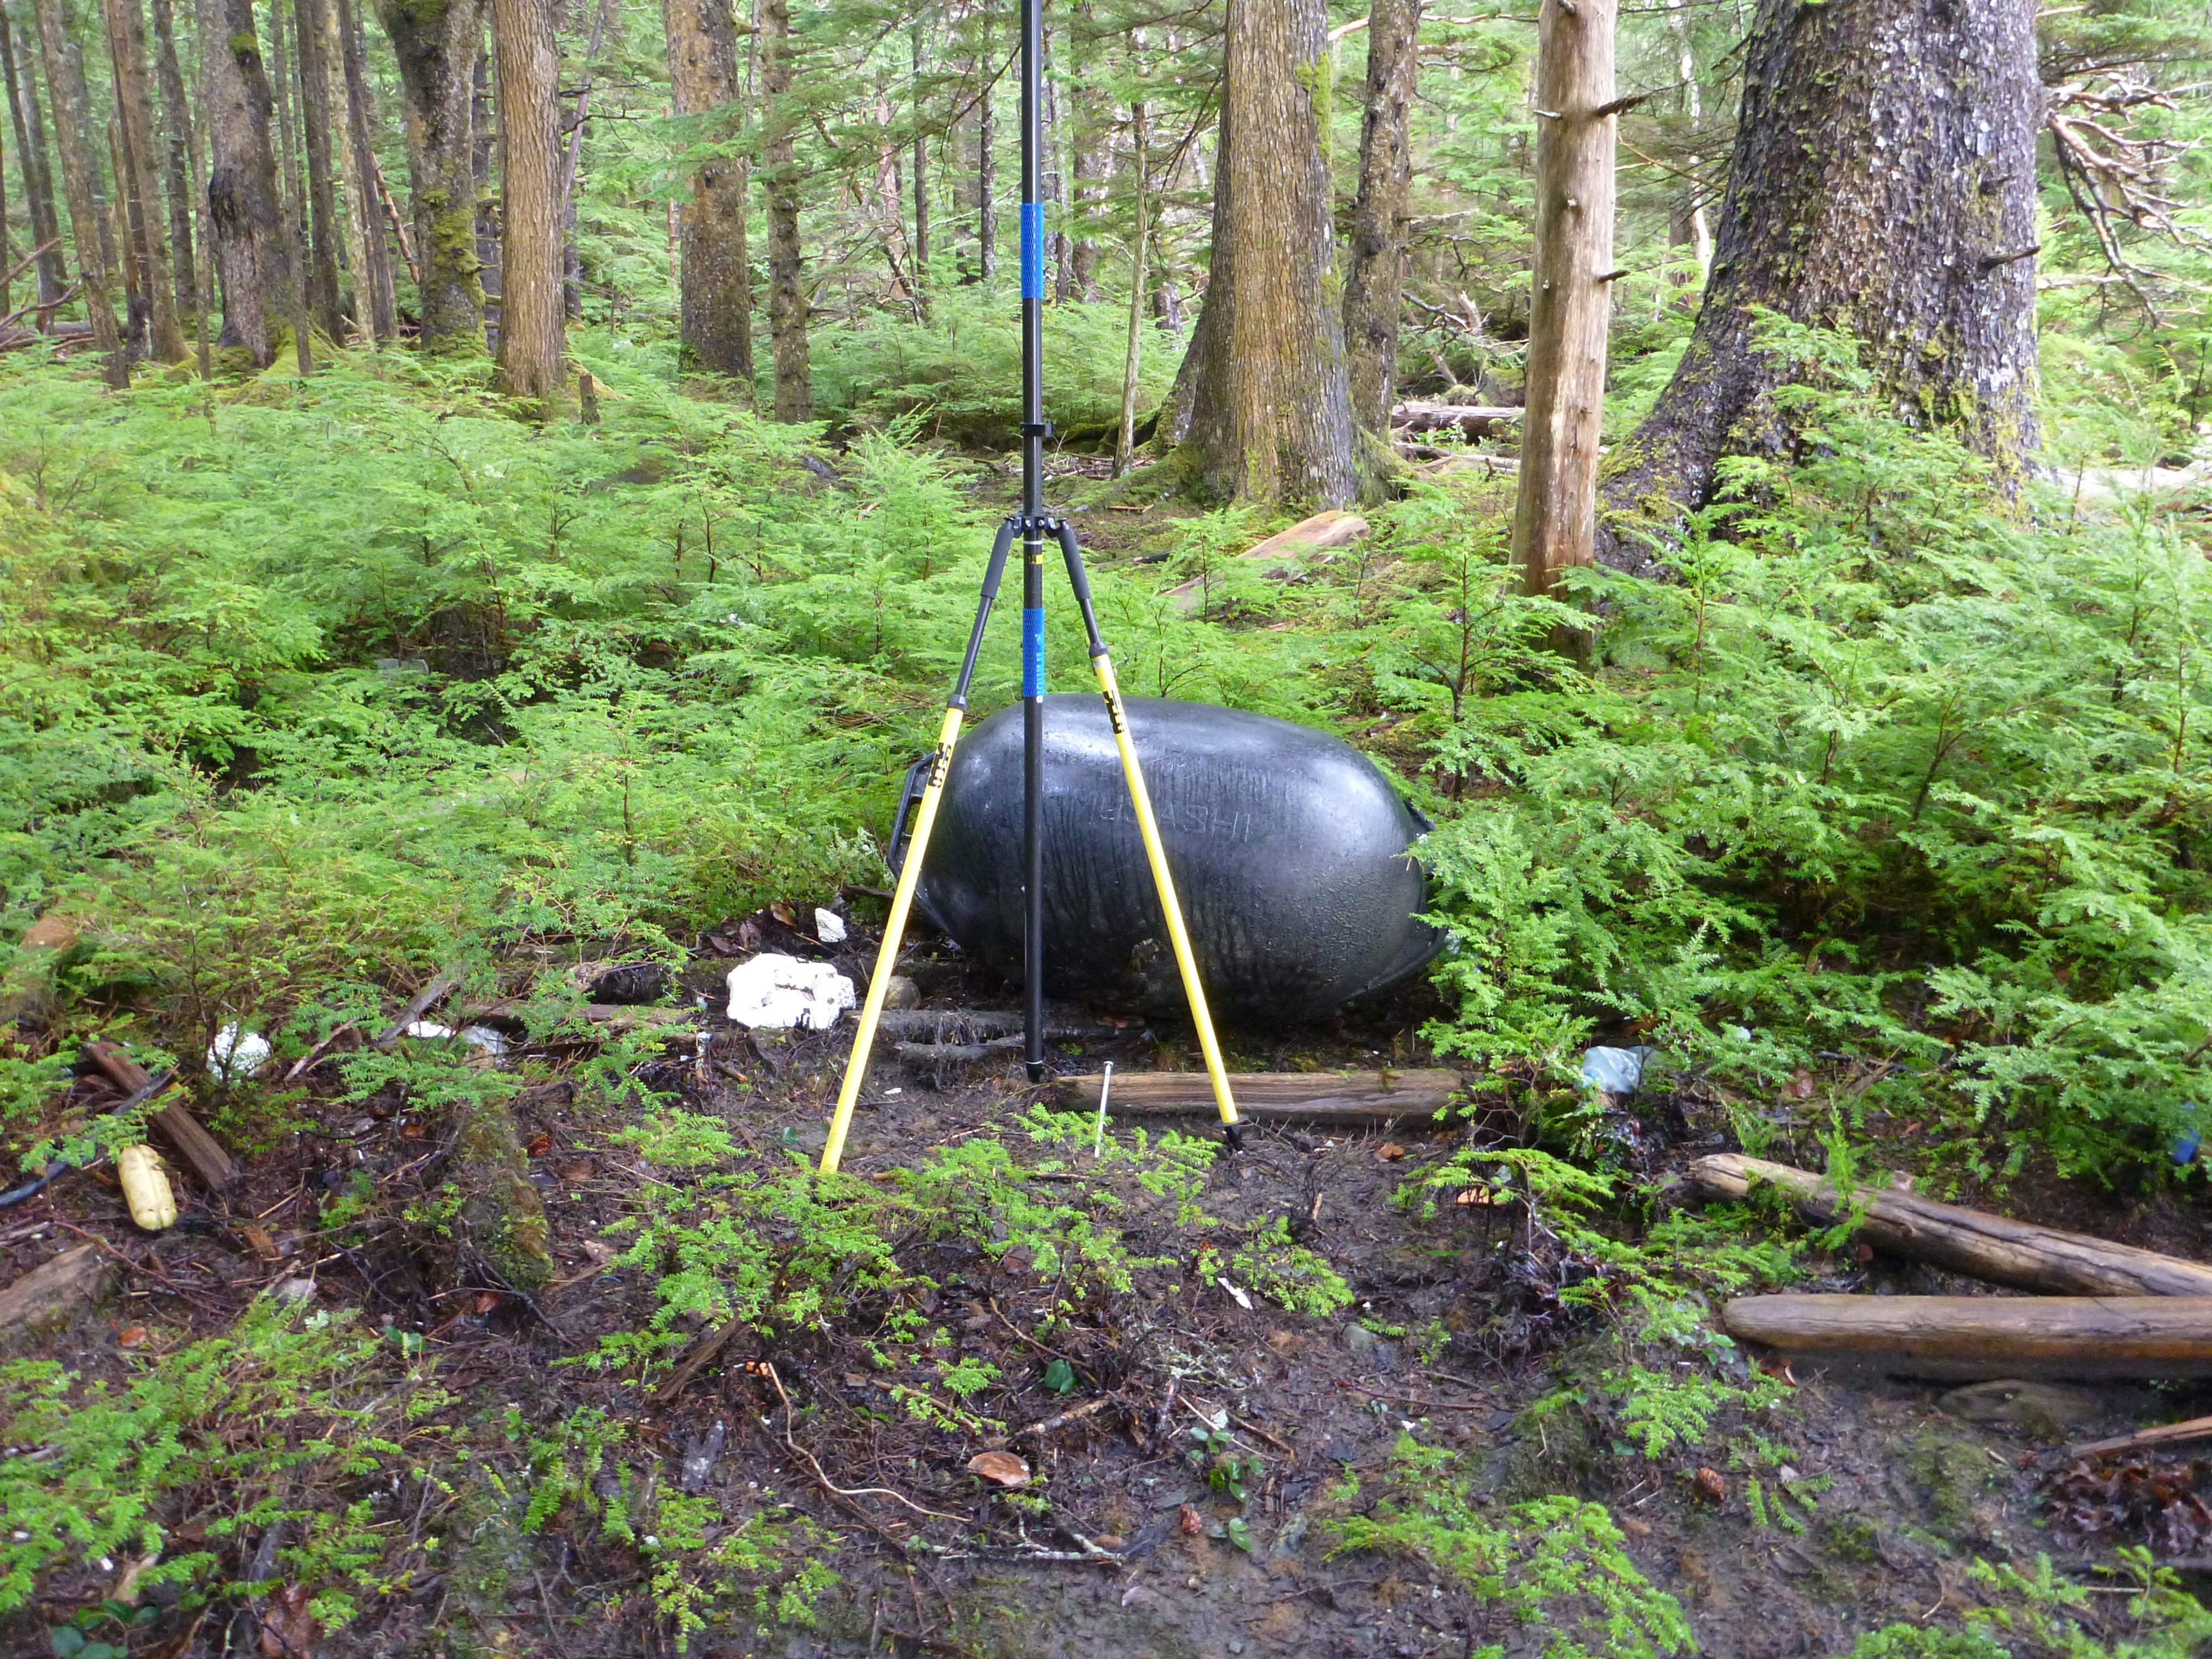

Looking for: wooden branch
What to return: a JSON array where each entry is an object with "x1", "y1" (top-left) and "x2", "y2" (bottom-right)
[
  {"x1": 1684, "y1": 1154, "x2": 2212, "y2": 1297},
  {"x1": 1721, "y1": 1294, "x2": 2212, "y2": 1381},
  {"x1": 1162, "y1": 509, "x2": 1373, "y2": 614},
  {"x1": 80, "y1": 1041, "x2": 233, "y2": 1192},
  {"x1": 1390, "y1": 401, "x2": 1523, "y2": 437},
  {"x1": 1051, "y1": 1068, "x2": 1469, "y2": 1124},
  {"x1": 2067, "y1": 1412, "x2": 2212, "y2": 1462},
  {"x1": 372, "y1": 971, "x2": 462, "y2": 1050}
]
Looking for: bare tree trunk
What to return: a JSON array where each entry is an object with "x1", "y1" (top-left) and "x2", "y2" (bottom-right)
[
  {"x1": 909, "y1": 18, "x2": 927, "y2": 314},
  {"x1": 1342, "y1": 0, "x2": 1420, "y2": 436},
  {"x1": 664, "y1": 0, "x2": 751, "y2": 380},
  {"x1": 1064, "y1": 0, "x2": 1099, "y2": 300},
  {"x1": 1597, "y1": 0, "x2": 2041, "y2": 571},
  {"x1": 30, "y1": 0, "x2": 127, "y2": 382},
  {"x1": 200, "y1": 0, "x2": 290, "y2": 363},
  {"x1": 491, "y1": 0, "x2": 559, "y2": 400},
  {"x1": 319, "y1": 0, "x2": 364, "y2": 332},
  {"x1": 104, "y1": 0, "x2": 185, "y2": 357},
  {"x1": 469, "y1": 39, "x2": 497, "y2": 325},
  {"x1": 1663, "y1": 0, "x2": 1708, "y2": 282},
  {"x1": 333, "y1": 0, "x2": 393, "y2": 336},
  {"x1": 147, "y1": 0, "x2": 195, "y2": 321},
  {"x1": 556, "y1": 0, "x2": 611, "y2": 318},
  {"x1": 1112, "y1": 97, "x2": 1146, "y2": 476},
  {"x1": 1176, "y1": 0, "x2": 1355, "y2": 506},
  {"x1": 266, "y1": 0, "x2": 302, "y2": 250},
  {"x1": 372, "y1": 0, "x2": 488, "y2": 351},
  {"x1": 293, "y1": 0, "x2": 342, "y2": 338},
  {"x1": 1, "y1": 8, "x2": 68, "y2": 312},
  {"x1": 109, "y1": 109, "x2": 153, "y2": 358},
  {"x1": 1510, "y1": 0, "x2": 1615, "y2": 650},
  {"x1": 974, "y1": 0, "x2": 992, "y2": 280},
  {"x1": 758, "y1": 0, "x2": 806, "y2": 420}
]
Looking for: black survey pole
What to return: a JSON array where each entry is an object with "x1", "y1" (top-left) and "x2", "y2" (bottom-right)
[{"x1": 1019, "y1": 0, "x2": 1046, "y2": 1083}]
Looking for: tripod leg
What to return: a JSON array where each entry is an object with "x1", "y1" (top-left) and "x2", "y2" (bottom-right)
[
  {"x1": 822, "y1": 520, "x2": 1018, "y2": 1176},
  {"x1": 1052, "y1": 521, "x2": 1243, "y2": 1147}
]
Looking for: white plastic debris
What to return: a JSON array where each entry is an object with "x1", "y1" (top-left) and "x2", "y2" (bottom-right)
[
  {"x1": 403, "y1": 1020, "x2": 454, "y2": 1040},
  {"x1": 1580, "y1": 1045, "x2": 1657, "y2": 1094},
  {"x1": 813, "y1": 907, "x2": 848, "y2": 945},
  {"x1": 208, "y1": 1024, "x2": 272, "y2": 1081},
  {"x1": 458, "y1": 1025, "x2": 509, "y2": 1056},
  {"x1": 725, "y1": 954, "x2": 856, "y2": 1030}
]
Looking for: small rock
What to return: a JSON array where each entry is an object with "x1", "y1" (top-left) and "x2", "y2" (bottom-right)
[
  {"x1": 269, "y1": 1277, "x2": 317, "y2": 1304},
  {"x1": 1940, "y1": 1379, "x2": 2106, "y2": 1433},
  {"x1": 0, "y1": 1245, "x2": 118, "y2": 1331},
  {"x1": 585, "y1": 961, "x2": 670, "y2": 1005},
  {"x1": 882, "y1": 974, "x2": 921, "y2": 1010},
  {"x1": 1341, "y1": 1323, "x2": 1379, "y2": 1355},
  {"x1": 813, "y1": 908, "x2": 848, "y2": 944}
]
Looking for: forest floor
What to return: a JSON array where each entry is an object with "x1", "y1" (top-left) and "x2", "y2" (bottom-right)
[{"x1": 12, "y1": 900, "x2": 2212, "y2": 1659}]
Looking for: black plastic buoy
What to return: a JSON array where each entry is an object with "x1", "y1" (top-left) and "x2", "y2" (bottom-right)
[{"x1": 905, "y1": 695, "x2": 1441, "y2": 1020}]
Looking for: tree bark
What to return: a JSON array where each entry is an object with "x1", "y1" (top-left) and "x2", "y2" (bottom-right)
[
  {"x1": 291, "y1": 0, "x2": 342, "y2": 339},
  {"x1": 556, "y1": 0, "x2": 612, "y2": 318},
  {"x1": 1596, "y1": 0, "x2": 2041, "y2": 572},
  {"x1": 974, "y1": 0, "x2": 993, "y2": 280},
  {"x1": 490, "y1": 0, "x2": 559, "y2": 400},
  {"x1": 664, "y1": 0, "x2": 749, "y2": 382},
  {"x1": 469, "y1": 40, "x2": 497, "y2": 315},
  {"x1": 909, "y1": 19, "x2": 926, "y2": 314},
  {"x1": 1662, "y1": 0, "x2": 1709, "y2": 281},
  {"x1": 1, "y1": 7, "x2": 67, "y2": 312},
  {"x1": 1722, "y1": 1295, "x2": 2212, "y2": 1383},
  {"x1": 1687, "y1": 1154, "x2": 2212, "y2": 1298},
  {"x1": 147, "y1": 0, "x2": 195, "y2": 321},
  {"x1": 1176, "y1": 0, "x2": 1355, "y2": 506},
  {"x1": 333, "y1": 0, "x2": 393, "y2": 337},
  {"x1": 1112, "y1": 97, "x2": 1146, "y2": 476},
  {"x1": 758, "y1": 0, "x2": 806, "y2": 420},
  {"x1": 30, "y1": 0, "x2": 127, "y2": 382},
  {"x1": 1053, "y1": 1068, "x2": 1469, "y2": 1124},
  {"x1": 1511, "y1": 0, "x2": 1615, "y2": 641},
  {"x1": 199, "y1": 0, "x2": 290, "y2": 364},
  {"x1": 108, "y1": 111, "x2": 152, "y2": 360},
  {"x1": 104, "y1": 0, "x2": 185, "y2": 357},
  {"x1": 1342, "y1": 0, "x2": 1420, "y2": 437},
  {"x1": 372, "y1": 0, "x2": 488, "y2": 351}
]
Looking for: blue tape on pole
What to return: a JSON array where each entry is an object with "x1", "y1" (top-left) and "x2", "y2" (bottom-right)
[
  {"x1": 1022, "y1": 606, "x2": 1045, "y2": 697},
  {"x1": 1021, "y1": 203, "x2": 1045, "y2": 300}
]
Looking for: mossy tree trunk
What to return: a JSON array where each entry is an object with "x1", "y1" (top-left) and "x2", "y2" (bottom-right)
[
  {"x1": 663, "y1": 0, "x2": 751, "y2": 383},
  {"x1": 759, "y1": 0, "x2": 808, "y2": 421},
  {"x1": 199, "y1": 0, "x2": 290, "y2": 364},
  {"x1": 490, "y1": 0, "x2": 560, "y2": 401},
  {"x1": 1342, "y1": 0, "x2": 1421, "y2": 439},
  {"x1": 1176, "y1": 0, "x2": 1357, "y2": 507},
  {"x1": 147, "y1": 0, "x2": 197, "y2": 320},
  {"x1": 372, "y1": 0, "x2": 487, "y2": 352},
  {"x1": 32, "y1": 0, "x2": 128, "y2": 383},
  {"x1": 1596, "y1": 0, "x2": 2041, "y2": 573}
]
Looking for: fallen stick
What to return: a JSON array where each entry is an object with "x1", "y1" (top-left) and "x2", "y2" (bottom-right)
[
  {"x1": 81, "y1": 1042, "x2": 233, "y2": 1192},
  {"x1": 1722, "y1": 1294, "x2": 2212, "y2": 1380},
  {"x1": 1686, "y1": 1153, "x2": 2212, "y2": 1298},
  {"x1": 2066, "y1": 1413, "x2": 2212, "y2": 1462},
  {"x1": 1389, "y1": 401, "x2": 1522, "y2": 438},
  {"x1": 1051, "y1": 1068, "x2": 1468, "y2": 1124},
  {"x1": 373, "y1": 970, "x2": 463, "y2": 1049},
  {"x1": 1014, "y1": 1396, "x2": 1115, "y2": 1442}
]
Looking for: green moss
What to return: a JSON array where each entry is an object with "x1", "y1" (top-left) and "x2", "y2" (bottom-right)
[{"x1": 452, "y1": 1094, "x2": 552, "y2": 1292}]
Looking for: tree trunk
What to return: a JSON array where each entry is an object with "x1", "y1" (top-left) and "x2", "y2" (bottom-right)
[
  {"x1": 909, "y1": 19, "x2": 927, "y2": 314},
  {"x1": 974, "y1": 0, "x2": 992, "y2": 281},
  {"x1": 372, "y1": 0, "x2": 487, "y2": 351},
  {"x1": 469, "y1": 40, "x2": 497, "y2": 322},
  {"x1": 199, "y1": 0, "x2": 291, "y2": 364},
  {"x1": 30, "y1": 0, "x2": 127, "y2": 383},
  {"x1": 292, "y1": 0, "x2": 342, "y2": 339},
  {"x1": 147, "y1": 0, "x2": 195, "y2": 321},
  {"x1": 104, "y1": 0, "x2": 185, "y2": 357},
  {"x1": 1064, "y1": 1, "x2": 1098, "y2": 299},
  {"x1": 758, "y1": 0, "x2": 806, "y2": 421},
  {"x1": 1342, "y1": 0, "x2": 1420, "y2": 437},
  {"x1": 1596, "y1": 0, "x2": 2041, "y2": 573},
  {"x1": 1176, "y1": 0, "x2": 1355, "y2": 507},
  {"x1": 333, "y1": 0, "x2": 394, "y2": 337},
  {"x1": 108, "y1": 112, "x2": 152, "y2": 359},
  {"x1": 319, "y1": 0, "x2": 365, "y2": 333},
  {"x1": 1112, "y1": 96, "x2": 1146, "y2": 476},
  {"x1": 1510, "y1": 0, "x2": 1615, "y2": 644},
  {"x1": 1, "y1": 8, "x2": 68, "y2": 312},
  {"x1": 1722, "y1": 1295, "x2": 2212, "y2": 1383},
  {"x1": 664, "y1": 0, "x2": 749, "y2": 381},
  {"x1": 490, "y1": 0, "x2": 559, "y2": 400},
  {"x1": 556, "y1": 0, "x2": 612, "y2": 319},
  {"x1": 1662, "y1": 0, "x2": 1708, "y2": 281}
]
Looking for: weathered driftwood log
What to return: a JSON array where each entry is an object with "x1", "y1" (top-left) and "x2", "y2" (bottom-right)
[
  {"x1": 81, "y1": 1041, "x2": 234, "y2": 1192},
  {"x1": 1052, "y1": 1068, "x2": 1466, "y2": 1124},
  {"x1": 1721, "y1": 1294, "x2": 2212, "y2": 1381},
  {"x1": 1686, "y1": 1153, "x2": 2212, "y2": 1297},
  {"x1": 1389, "y1": 401, "x2": 1522, "y2": 439}
]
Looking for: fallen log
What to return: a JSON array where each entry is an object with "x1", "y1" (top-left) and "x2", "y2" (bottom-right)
[
  {"x1": 1390, "y1": 401, "x2": 1522, "y2": 439},
  {"x1": 81, "y1": 1041, "x2": 234, "y2": 1192},
  {"x1": 0, "y1": 1244, "x2": 118, "y2": 1331},
  {"x1": 1052, "y1": 1068, "x2": 1467, "y2": 1124},
  {"x1": 1164, "y1": 508, "x2": 1371, "y2": 613},
  {"x1": 1685, "y1": 1153, "x2": 2212, "y2": 1298},
  {"x1": 1722, "y1": 1294, "x2": 2212, "y2": 1381}
]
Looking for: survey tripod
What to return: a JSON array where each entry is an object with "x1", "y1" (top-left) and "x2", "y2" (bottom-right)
[{"x1": 817, "y1": 0, "x2": 1240, "y2": 1176}]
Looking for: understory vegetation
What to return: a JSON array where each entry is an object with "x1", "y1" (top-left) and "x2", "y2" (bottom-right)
[{"x1": 1, "y1": 294, "x2": 2209, "y2": 1655}]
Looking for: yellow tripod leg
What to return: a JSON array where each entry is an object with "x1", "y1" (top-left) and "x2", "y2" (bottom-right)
[
  {"x1": 820, "y1": 706, "x2": 963, "y2": 1175},
  {"x1": 1089, "y1": 656, "x2": 1240, "y2": 1137}
]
